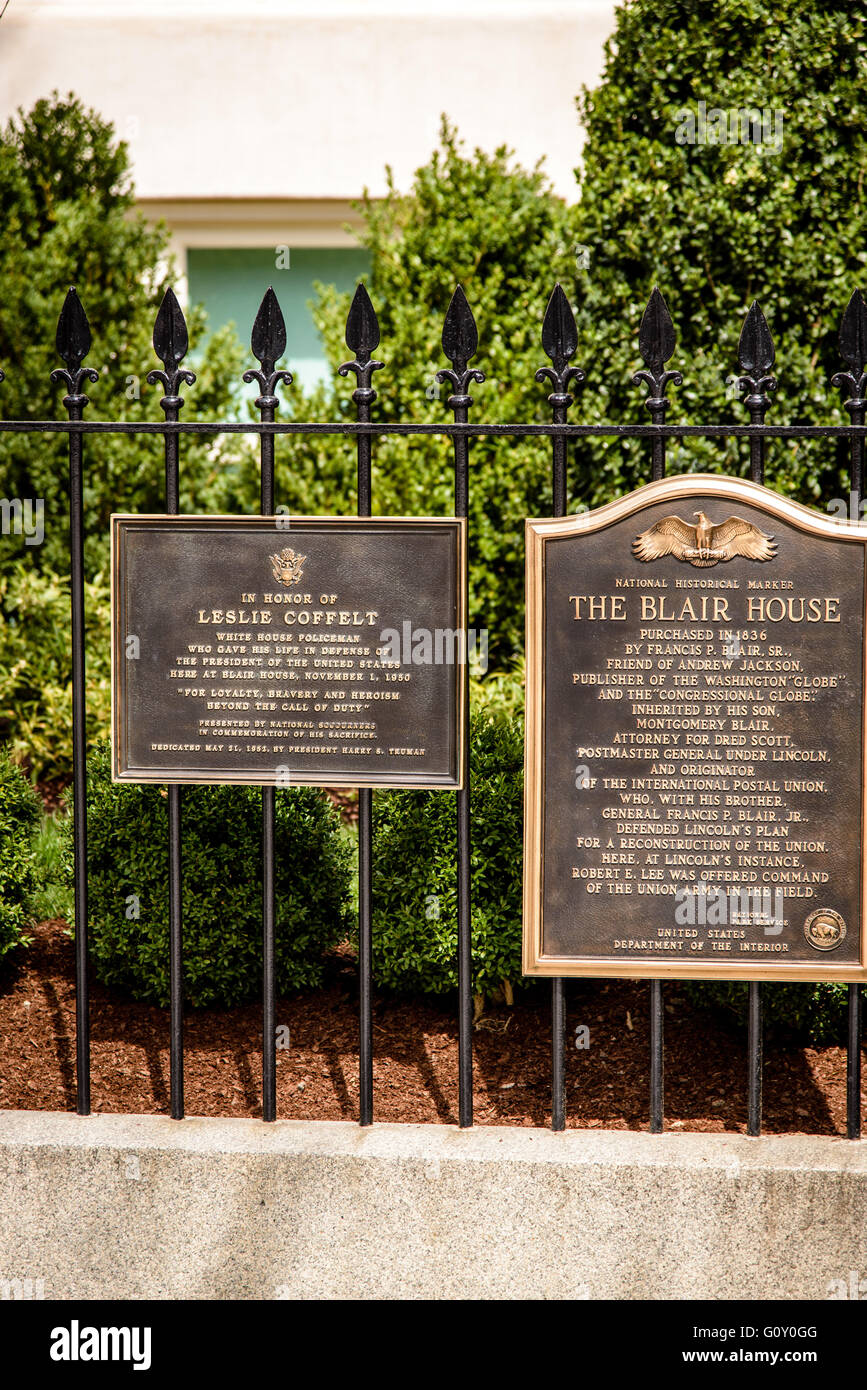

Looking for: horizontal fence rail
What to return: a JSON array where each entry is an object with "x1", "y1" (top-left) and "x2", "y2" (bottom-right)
[
  {"x1": 3, "y1": 422, "x2": 867, "y2": 436},
  {"x1": 0, "y1": 279, "x2": 864, "y2": 1138}
]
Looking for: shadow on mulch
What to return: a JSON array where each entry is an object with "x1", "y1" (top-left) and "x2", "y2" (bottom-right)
[{"x1": 0, "y1": 918, "x2": 860, "y2": 1134}]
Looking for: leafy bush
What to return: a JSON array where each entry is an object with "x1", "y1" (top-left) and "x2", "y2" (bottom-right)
[
  {"x1": 0, "y1": 562, "x2": 110, "y2": 780},
  {"x1": 371, "y1": 710, "x2": 524, "y2": 999},
  {"x1": 568, "y1": 2, "x2": 865, "y2": 1044},
  {"x1": 569, "y1": 0, "x2": 867, "y2": 503},
  {"x1": 470, "y1": 657, "x2": 525, "y2": 720},
  {"x1": 274, "y1": 7, "x2": 867, "y2": 670},
  {"x1": 0, "y1": 747, "x2": 40, "y2": 958},
  {"x1": 63, "y1": 742, "x2": 353, "y2": 1008},
  {"x1": 684, "y1": 980, "x2": 850, "y2": 1046},
  {"x1": 27, "y1": 811, "x2": 73, "y2": 925},
  {"x1": 214, "y1": 119, "x2": 577, "y2": 671},
  {"x1": 0, "y1": 93, "x2": 247, "y2": 581},
  {"x1": 0, "y1": 93, "x2": 250, "y2": 784}
]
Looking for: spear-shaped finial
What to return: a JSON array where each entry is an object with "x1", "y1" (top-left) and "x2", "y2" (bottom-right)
[
  {"x1": 632, "y1": 286, "x2": 682, "y2": 417},
  {"x1": 50, "y1": 287, "x2": 100, "y2": 406},
  {"x1": 338, "y1": 283, "x2": 384, "y2": 404},
  {"x1": 243, "y1": 286, "x2": 293, "y2": 407},
  {"x1": 147, "y1": 287, "x2": 196, "y2": 411},
  {"x1": 436, "y1": 285, "x2": 485, "y2": 406},
  {"x1": 832, "y1": 288, "x2": 867, "y2": 415},
  {"x1": 736, "y1": 300, "x2": 777, "y2": 416},
  {"x1": 536, "y1": 283, "x2": 585, "y2": 405}
]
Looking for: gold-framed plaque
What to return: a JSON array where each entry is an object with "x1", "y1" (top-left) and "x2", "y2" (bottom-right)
[
  {"x1": 523, "y1": 474, "x2": 867, "y2": 982},
  {"x1": 111, "y1": 514, "x2": 465, "y2": 788}
]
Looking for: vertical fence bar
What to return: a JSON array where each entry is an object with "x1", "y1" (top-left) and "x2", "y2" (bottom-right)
[
  {"x1": 847, "y1": 388, "x2": 863, "y2": 1137},
  {"x1": 245, "y1": 288, "x2": 293, "y2": 1122},
  {"x1": 538, "y1": 286, "x2": 585, "y2": 1131},
  {"x1": 649, "y1": 984, "x2": 664, "y2": 1131},
  {"x1": 167, "y1": 785, "x2": 183, "y2": 1117},
  {"x1": 438, "y1": 286, "x2": 484, "y2": 1127},
  {"x1": 846, "y1": 371, "x2": 863, "y2": 1135},
  {"x1": 259, "y1": 416, "x2": 276, "y2": 1126},
  {"x1": 634, "y1": 287, "x2": 682, "y2": 1133},
  {"x1": 551, "y1": 399, "x2": 568, "y2": 1134},
  {"x1": 737, "y1": 301, "x2": 776, "y2": 1135},
  {"x1": 847, "y1": 983, "x2": 862, "y2": 1141},
  {"x1": 357, "y1": 783, "x2": 373, "y2": 1124},
  {"x1": 52, "y1": 288, "x2": 99, "y2": 1116},
  {"x1": 69, "y1": 405, "x2": 91, "y2": 1115},
  {"x1": 339, "y1": 284, "x2": 383, "y2": 1126},
  {"x1": 833, "y1": 288, "x2": 867, "y2": 1139},
  {"x1": 747, "y1": 981, "x2": 763, "y2": 1136},
  {"x1": 149, "y1": 288, "x2": 195, "y2": 1119}
]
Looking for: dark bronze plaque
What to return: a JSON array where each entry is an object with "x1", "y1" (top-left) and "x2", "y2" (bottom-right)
[
  {"x1": 524, "y1": 476, "x2": 867, "y2": 981},
  {"x1": 112, "y1": 515, "x2": 465, "y2": 788}
]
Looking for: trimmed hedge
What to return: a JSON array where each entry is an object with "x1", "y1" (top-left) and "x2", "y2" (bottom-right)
[
  {"x1": 371, "y1": 710, "x2": 524, "y2": 999},
  {"x1": 0, "y1": 563, "x2": 111, "y2": 781},
  {"x1": 684, "y1": 980, "x2": 850, "y2": 1046},
  {"x1": 63, "y1": 741, "x2": 353, "y2": 1008},
  {"x1": 42, "y1": 727, "x2": 854, "y2": 1044},
  {"x1": 0, "y1": 748, "x2": 40, "y2": 959}
]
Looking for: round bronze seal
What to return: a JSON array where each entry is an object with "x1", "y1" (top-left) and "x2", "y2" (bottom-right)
[{"x1": 803, "y1": 909, "x2": 846, "y2": 951}]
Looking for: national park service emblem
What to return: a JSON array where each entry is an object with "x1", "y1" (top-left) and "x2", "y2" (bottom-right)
[
  {"x1": 804, "y1": 909, "x2": 847, "y2": 952},
  {"x1": 632, "y1": 510, "x2": 776, "y2": 568},
  {"x1": 269, "y1": 546, "x2": 306, "y2": 586}
]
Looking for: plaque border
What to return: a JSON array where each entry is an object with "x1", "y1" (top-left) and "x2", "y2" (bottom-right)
[
  {"x1": 523, "y1": 474, "x2": 867, "y2": 982},
  {"x1": 111, "y1": 514, "x2": 466, "y2": 790}
]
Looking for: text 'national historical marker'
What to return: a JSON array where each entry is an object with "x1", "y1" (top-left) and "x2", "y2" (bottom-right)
[{"x1": 523, "y1": 475, "x2": 867, "y2": 981}]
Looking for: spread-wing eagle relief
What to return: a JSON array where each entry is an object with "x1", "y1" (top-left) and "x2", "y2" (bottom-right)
[{"x1": 632, "y1": 511, "x2": 777, "y2": 568}]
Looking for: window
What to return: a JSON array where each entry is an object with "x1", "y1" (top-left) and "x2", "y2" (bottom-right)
[{"x1": 186, "y1": 247, "x2": 370, "y2": 390}]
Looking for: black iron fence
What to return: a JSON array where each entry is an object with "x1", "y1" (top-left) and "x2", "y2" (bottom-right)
[{"x1": 1, "y1": 279, "x2": 865, "y2": 1138}]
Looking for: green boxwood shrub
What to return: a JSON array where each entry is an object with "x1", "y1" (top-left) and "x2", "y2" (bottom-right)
[
  {"x1": 0, "y1": 562, "x2": 111, "y2": 781},
  {"x1": 684, "y1": 980, "x2": 850, "y2": 1046},
  {"x1": 63, "y1": 741, "x2": 353, "y2": 1008},
  {"x1": 0, "y1": 747, "x2": 40, "y2": 959},
  {"x1": 371, "y1": 710, "x2": 524, "y2": 999}
]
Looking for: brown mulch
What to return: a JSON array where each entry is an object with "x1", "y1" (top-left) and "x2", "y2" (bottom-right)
[
  {"x1": 0, "y1": 918, "x2": 862, "y2": 1133},
  {"x1": 32, "y1": 772, "x2": 71, "y2": 814}
]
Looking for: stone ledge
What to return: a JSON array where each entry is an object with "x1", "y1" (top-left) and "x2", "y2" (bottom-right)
[{"x1": 0, "y1": 1111, "x2": 864, "y2": 1299}]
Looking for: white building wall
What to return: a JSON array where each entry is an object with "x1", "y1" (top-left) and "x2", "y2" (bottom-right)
[
  {"x1": 1, "y1": 0, "x2": 614, "y2": 227},
  {"x1": 0, "y1": 0, "x2": 616, "y2": 372}
]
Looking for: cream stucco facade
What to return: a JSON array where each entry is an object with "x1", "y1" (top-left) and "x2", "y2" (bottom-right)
[{"x1": 1, "y1": 0, "x2": 615, "y2": 376}]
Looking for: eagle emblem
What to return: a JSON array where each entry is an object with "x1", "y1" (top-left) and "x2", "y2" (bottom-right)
[
  {"x1": 269, "y1": 546, "x2": 306, "y2": 585},
  {"x1": 632, "y1": 510, "x2": 776, "y2": 568}
]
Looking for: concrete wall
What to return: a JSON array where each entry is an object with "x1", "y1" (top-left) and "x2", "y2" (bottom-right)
[{"x1": 1, "y1": 1111, "x2": 865, "y2": 1300}]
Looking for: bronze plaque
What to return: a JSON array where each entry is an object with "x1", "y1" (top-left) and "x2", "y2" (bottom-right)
[
  {"x1": 112, "y1": 515, "x2": 465, "y2": 788},
  {"x1": 523, "y1": 475, "x2": 867, "y2": 981}
]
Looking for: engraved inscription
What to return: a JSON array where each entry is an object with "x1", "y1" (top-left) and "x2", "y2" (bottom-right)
[
  {"x1": 524, "y1": 478, "x2": 867, "y2": 979},
  {"x1": 112, "y1": 517, "x2": 464, "y2": 787}
]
